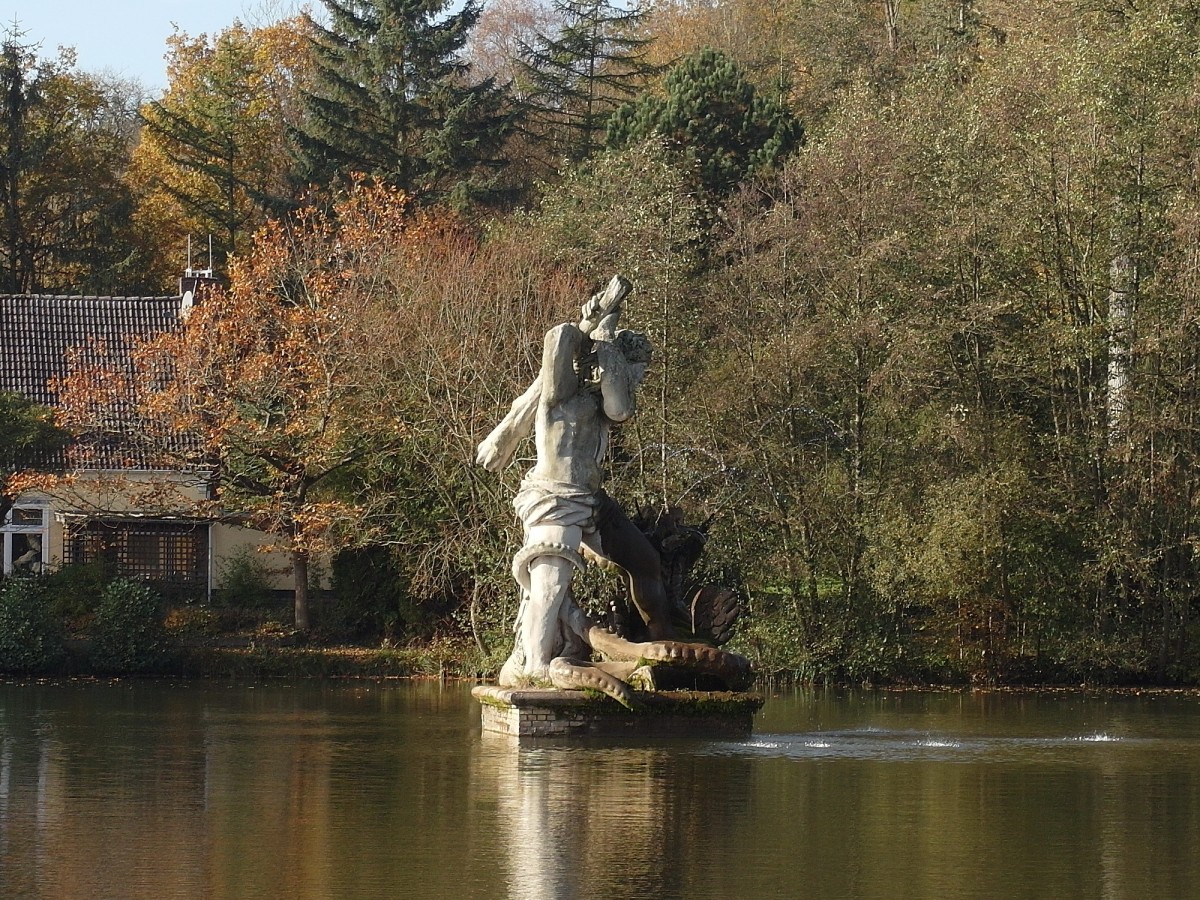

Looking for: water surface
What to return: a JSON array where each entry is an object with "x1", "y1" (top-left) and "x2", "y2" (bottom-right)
[{"x1": 1, "y1": 681, "x2": 1196, "y2": 899}]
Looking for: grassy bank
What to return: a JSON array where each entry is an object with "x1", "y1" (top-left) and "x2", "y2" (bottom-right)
[
  {"x1": 24, "y1": 635, "x2": 1199, "y2": 689},
  {"x1": 172, "y1": 639, "x2": 494, "y2": 680}
]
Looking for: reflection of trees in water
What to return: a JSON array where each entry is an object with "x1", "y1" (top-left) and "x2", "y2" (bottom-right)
[
  {"x1": 0, "y1": 683, "x2": 467, "y2": 897},
  {"x1": 0, "y1": 683, "x2": 210, "y2": 897},
  {"x1": 0, "y1": 686, "x2": 53, "y2": 896},
  {"x1": 5, "y1": 685, "x2": 1194, "y2": 897},
  {"x1": 475, "y1": 734, "x2": 755, "y2": 898},
  {"x1": 201, "y1": 683, "x2": 486, "y2": 895},
  {"x1": 318, "y1": 686, "x2": 485, "y2": 891},
  {"x1": 203, "y1": 695, "x2": 336, "y2": 898}
]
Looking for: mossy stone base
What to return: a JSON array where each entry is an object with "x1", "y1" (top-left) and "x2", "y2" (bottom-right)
[{"x1": 472, "y1": 685, "x2": 764, "y2": 738}]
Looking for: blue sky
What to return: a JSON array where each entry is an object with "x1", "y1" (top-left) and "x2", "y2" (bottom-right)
[{"x1": 8, "y1": 0, "x2": 303, "y2": 93}]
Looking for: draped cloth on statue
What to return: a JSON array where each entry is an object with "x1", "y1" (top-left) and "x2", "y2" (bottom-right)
[{"x1": 510, "y1": 476, "x2": 597, "y2": 592}]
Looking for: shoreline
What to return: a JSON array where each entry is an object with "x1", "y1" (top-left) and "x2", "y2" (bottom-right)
[{"x1": 6, "y1": 641, "x2": 1198, "y2": 693}]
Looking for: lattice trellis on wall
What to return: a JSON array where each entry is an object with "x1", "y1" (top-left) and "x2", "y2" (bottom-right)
[{"x1": 64, "y1": 520, "x2": 209, "y2": 598}]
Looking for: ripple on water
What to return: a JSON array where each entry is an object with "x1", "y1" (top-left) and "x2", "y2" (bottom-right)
[{"x1": 701, "y1": 729, "x2": 1149, "y2": 763}]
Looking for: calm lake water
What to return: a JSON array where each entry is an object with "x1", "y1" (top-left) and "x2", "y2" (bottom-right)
[{"x1": 0, "y1": 680, "x2": 1197, "y2": 899}]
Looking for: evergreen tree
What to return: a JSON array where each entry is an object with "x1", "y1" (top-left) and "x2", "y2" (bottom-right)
[
  {"x1": 0, "y1": 37, "x2": 45, "y2": 292},
  {"x1": 295, "y1": 0, "x2": 511, "y2": 203},
  {"x1": 606, "y1": 48, "x2": 802, "y2": 196},
  {"x1": 519, "y1": 0, "x2": 659, "y2": 164}
]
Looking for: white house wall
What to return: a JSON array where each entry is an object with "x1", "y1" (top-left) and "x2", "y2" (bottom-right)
[{"x1": 12, "y1": 471, "x2": 324, "y2": 592}]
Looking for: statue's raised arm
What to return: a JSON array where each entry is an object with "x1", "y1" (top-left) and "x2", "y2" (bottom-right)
[{"x1": 475, "y1": 275, "x2": 633, "y2": 473}]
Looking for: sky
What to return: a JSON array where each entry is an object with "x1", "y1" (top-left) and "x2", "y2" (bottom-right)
[{"x1": 8, "y1": 0, "x2": 304, "y2": 93}]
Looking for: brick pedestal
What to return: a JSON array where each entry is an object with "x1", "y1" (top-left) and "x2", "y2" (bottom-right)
[{"x1": 472, "y1": 685, "x2": 763, "y2": 739}]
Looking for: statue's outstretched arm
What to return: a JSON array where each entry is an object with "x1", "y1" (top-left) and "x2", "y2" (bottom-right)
[{"x1": 475, "y1": 375, "x2": 541, "y2": 472}]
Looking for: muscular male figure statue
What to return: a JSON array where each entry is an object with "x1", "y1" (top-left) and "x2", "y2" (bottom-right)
[{"x1": 476, "y1": 276, "x2": 672, "y2": 687}]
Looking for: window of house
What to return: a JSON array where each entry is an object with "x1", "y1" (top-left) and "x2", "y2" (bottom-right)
[
  {"x1": 2, "y1": 505, "x2": 50, "y2": 575},
  {"x1": 63, "y1": 520, "x2": 209, "y2": 599}
]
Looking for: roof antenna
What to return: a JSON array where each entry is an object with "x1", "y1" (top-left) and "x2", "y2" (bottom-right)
[
  {"x1": 180, "y1": 235, "x2": 216, "y2": 317},
  {"x1": 183, "y1": 235, "x2": 214, "y2": 280}
]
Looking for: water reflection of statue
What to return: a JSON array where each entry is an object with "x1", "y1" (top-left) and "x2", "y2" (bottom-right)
[
  {"x1": 477, "y1": 276, "x2": 748, "y2": 705},
  {"x1": 477, "y1": 733, "x2": 681, "y2": 897},
  {"x1": 12, "y1": 535, "x2": 42, "y2": 574}
]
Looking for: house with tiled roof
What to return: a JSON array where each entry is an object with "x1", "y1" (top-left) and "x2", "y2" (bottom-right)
[{"x1": 1, "y1": 280, "x2": 297, "y2": 598}]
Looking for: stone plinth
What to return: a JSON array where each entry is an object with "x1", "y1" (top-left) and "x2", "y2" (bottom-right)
[{"x1": 472, "y1": 685, "x2": 764, "y2": 739}]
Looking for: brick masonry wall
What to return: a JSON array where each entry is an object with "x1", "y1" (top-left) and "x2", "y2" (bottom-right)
[{"x1": 473, "y1": 686, "x2": 761, "y2": 739}]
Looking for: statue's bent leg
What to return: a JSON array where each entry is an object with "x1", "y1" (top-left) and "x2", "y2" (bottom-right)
[{"x1": 594, "y1": 496, "x2": 674, "y2": 640}]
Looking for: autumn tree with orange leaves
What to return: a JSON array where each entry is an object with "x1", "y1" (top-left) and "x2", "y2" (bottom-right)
[{"x1": 55, "y1": 185, "x2": 429, "y2": 630}]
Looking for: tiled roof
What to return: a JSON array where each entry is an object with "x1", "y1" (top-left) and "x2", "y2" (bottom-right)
[
  {"x1": 0, "y1": 294, "x2": 187, "y2": 469},
  {"x1": 0, "y1": 294, "x2": 183, "y2": 406}
]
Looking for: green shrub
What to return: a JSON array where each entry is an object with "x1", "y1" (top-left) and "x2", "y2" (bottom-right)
[
  {"x1": 215, "y1": 547, "x2": 276, "y2": 609},
  {"x1": 329, "y1": 546, "x2": 416, "y2": 640},
  {"x1": 44, "y1": 560, "x2": 112, "y2": 625},
  {"x1": 164, "y1": 605, "x2": 220, "y2": 643},
  {"x1": 0, "y1": 576, "x2": 65, "y2": 673},
  {"x1": 90, "y1": 578, "x2": 172, "y2": 673}
]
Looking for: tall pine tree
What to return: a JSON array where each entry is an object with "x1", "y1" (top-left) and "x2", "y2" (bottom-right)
[
  {"x1": 519, "y1": 0, "x2": 659, "y2": 165},
  {"x1": 295, "y1": 0, "x2": 511, "y2": 203}
]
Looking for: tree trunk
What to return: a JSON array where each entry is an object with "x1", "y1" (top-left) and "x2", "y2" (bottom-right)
[
  {"x1": 469, "y1": 583, "x2": 488, "y2": 656},
  {"x1": 882, "y1": 0, "x2": 900, "y2": 51},
  {"x1": 293, "y1": 549, "x2": 310, "y2": 633},
  {"x1": 1107, "y1": 253, "x2": 1136, "y2": 448}
]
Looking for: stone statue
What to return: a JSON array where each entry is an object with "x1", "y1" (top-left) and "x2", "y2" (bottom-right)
[
  {"x1": 12, "y1": 534, "x2": 42, "y2": 574},
  {"x1": 477, "y1": 276, "x2": 748, "y2": 706}
]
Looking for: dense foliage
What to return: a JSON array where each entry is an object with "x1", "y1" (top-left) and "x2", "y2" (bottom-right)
[
  {"x1": 0, "y1": 38, "x2": 148, "y2": 293},
  {"x1": 0, "y1": 577, "x2": 65, "y2": 672},
  {"x1": 136, "y1": 20, "x2": 312, "y2": 277},
  {"x1": 9, "y1": 0, "x2": 1200, "y2": 682},
  {"x1": 89, "y1": 578, "x2": 172, "y2": 673}
]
